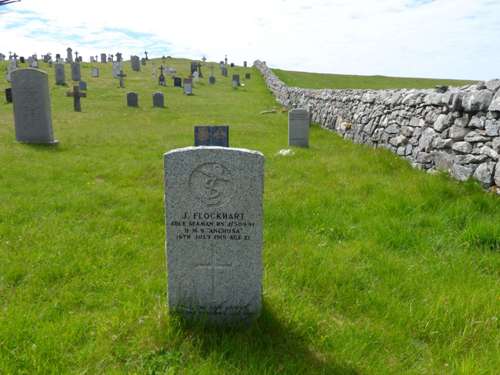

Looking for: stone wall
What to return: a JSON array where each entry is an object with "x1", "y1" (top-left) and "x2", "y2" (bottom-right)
[{"x1": 254, "y1": 60, "x2": 500, "y2": 192}]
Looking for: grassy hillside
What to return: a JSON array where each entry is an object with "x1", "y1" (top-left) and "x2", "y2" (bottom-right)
[
  {"x1": 0, "y1": 59, "x2": 499, "y2": 374},
  {"x1": 273, "y1": 68, "x2": 475, "y2": 90}
]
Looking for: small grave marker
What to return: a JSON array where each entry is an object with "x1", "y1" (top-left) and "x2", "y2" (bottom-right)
[
  {"x1": 194, "y1": 126, "x2": 229, "y2": 147},
  {"x1": 183, "y1": 78, "x2": 193, "y2": 95},
  {"x1": 288, "y1": 108, "x2": 310, "y2": 147},
  {"x1": 127, "y1": 92, "x2": 139, "y2": 107},
  {"x1": 66, "y1": 85, "x2": 87, "y2": 112},
  {"x1": 153, "y1": 92, "x2": 165, "y2": 108}
]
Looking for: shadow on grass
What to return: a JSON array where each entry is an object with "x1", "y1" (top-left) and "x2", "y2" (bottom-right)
[{"x1": 174, "y1": 301, "x2": 359, "y2": 374}]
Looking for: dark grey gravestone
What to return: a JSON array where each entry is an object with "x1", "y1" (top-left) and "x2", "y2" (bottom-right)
[
  {"x1": 245, "y1": 73, "x2": 251, "y2": 80},
  {"x1": 19, "y1": 56, "x2": 25, "y2": 64},
  {"x1": 127, "y1": 92, "x2": 138, "y2": 107},
  {"x1": 232, "y1": 74, "x2": 240, "y2": 86},
  {"x1": 11, "y1": 69, "x2": 58, "y2": 144},
  {"x1": 190, "y1": 61, "x2": 198, "y2": 74},
  {"x1": 153, "y1": 92, "x2": 165, "y2": 108},
  {"x1": 100, "y1": 53, "x2": 107, "y2": 63},
  {"x1": 91, "y1": 67, "x2": 99, "y2": 78},
  {"x1": 184, "y1": 79, "x2": 193, "y2": 95},
  {"x1": 79, "y1": 80, "x2": 87, "y2": 91},
  {"x1": 55, "y1": 64, "x2": 66, "y2": 85},
  {"x1": 131, "y1": 56, "x2": 141, "y2": 72},
  {"x1": 288, "y1": 108, "x2": 310, "y2": 147},
  {"x1": 71, "y1": 63, "x2": 81, "y2": 81},
  {"x1": 173, "y1": 77, "x2": 182, "y2": 88},
  {"x1": 194, "y1": 126, "x2": 229, "y2": 147},
  {"x1": 209, "y1": 76, "x2": 216, "y2": 85},
  {"x1": 5, "y1": 88, "x2": 12, "y2": 103},
  {"x1": 66, "y1": 85, "x2": 87, "y2": 112},
  {"x1": 164, "y1": 146, "x2": 264, "y2": 325},
  {"x1": 243, "y1": 61, "x2": 247, "y2": 68}
]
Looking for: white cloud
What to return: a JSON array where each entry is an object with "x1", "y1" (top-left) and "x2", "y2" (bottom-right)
[{"x1": 0, "y1": 0, "x2": 499, "y2": 79}]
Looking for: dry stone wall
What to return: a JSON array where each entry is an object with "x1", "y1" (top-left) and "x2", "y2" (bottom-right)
[{"x1": 254, "y1": 60, "x2": 500, "y2": 192}]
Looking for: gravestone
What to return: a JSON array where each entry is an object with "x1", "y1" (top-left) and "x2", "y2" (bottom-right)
[
  {"x1": 243, "y1": 61, "x2": 247, "y2": 68},
  {"x1": 190, "y1": 61, "x2": 198, "y2": 74},
  {"x1": 183, "y1": 78, "x2": 193, "y2": 95},
  {"x1": 116, "y1": 52, "x2": 123, "y2": 62},
  {"x1": 79, "y1": 80, "x2": 87, "y2": 91},
  {"x1": 6, "y1": 59, "x2": 17, "y2": 82},
  {"x1": 71, "y1": 63, "x2": 81, "y2": 81},
  {"x1": 131, "y1": 56, "x2": 141, "y2": 72},
  {"x1": 127, "y1": 92, "x2": 138, "y2": 107},
  {"x1": 11, "y1": 69, "x2": 58, "y2": 144},
  {"x1": 55, "y1": 63, "x2": 66, "y2": 85},
  {"x1": 232, "y1": 74, "x2": 240, "y2": 86},
  {"x1": 66, "y1": 85, "x2": 87, "y2": 112},
  {"x1": 221, "y1": 66, "x2": 228, "y2": 77},
  {"x1": 173, "y1": 77, "x2": 182, "y2": 88},
  {"x1": 100, "y1": 53, "x2": 107, "y2": 63},
  {"x1": 117, "y1": 70, "x2": 127, "y2": 88},
  {"x1": 91, "y1": 67, "x2": 99, "y2": 78},
  {"x1": 158, "y1": 66, "x2": 166, "y2": 86},
  {"x1": 19, "y1": 56, "x2": 25, "y2": 64},
  {"x1": 5, "y1": 88, "x2": 12, "y2": 103},
  {"x1": 288, "y1": 108, "x2": 310, "y2": 147},
  {"x1": 164, "y1": 146, "x2": 264, "y2": 324},
  {"x1": 209, "y1": 76, "x2": 216, "y2": 85},
  {"x1": 245, "y1": 73, "x2": 251, "y2": 80},
  {"x1": 153, "y1": 92, "x2": 165, "y2": 108},
  {"x1": 230, "y1": 63, "x2": 234, "y2": 68},
  {"x1": 66, "y1": 47, "x2": 73, "y2": 63},
  {"x1": 194, "y1": 126, "x2": 229, "y2": 147},
  {"x1": 112, "y1": 61, "x2": 122, "y2": 78}
]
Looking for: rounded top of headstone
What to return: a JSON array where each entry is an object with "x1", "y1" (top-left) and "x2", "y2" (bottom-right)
[
  {"x1": 11, "y1": 68, "x2": 48, "y2": 80},
  {"x1": 164, "y1": 146, "x2": 264, "y2": 158}
]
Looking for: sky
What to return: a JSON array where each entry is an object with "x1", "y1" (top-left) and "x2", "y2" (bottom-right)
[{"x1": 0, "y1": 0, "x2": 499, "y2": 80}]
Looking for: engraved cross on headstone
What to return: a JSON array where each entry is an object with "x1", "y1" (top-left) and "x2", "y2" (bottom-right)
[
  {"x1": 196, "y1": 248, "x2": 232, "y2": 305},
  {"x1": 117, "y1": 70, "x2": 127, "y2": 88},
  {"x1": 66, "y1": 85, "x2": 87, "y2": 112}
]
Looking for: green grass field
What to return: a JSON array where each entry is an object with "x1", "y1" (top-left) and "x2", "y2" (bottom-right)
[
  {"x1": 0, "y1": 59, "x2": 498, "y2": 374},
  {"x1": 273, "y1": 69, "x2": 475, "y2": 90}
]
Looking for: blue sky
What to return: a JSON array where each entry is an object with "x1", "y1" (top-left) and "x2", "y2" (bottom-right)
[{"x1": 1, "y1": 0, "x2": 499, "y2": 80}]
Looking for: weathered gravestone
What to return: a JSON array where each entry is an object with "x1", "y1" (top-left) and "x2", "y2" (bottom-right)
[
  {"x1": 153, "y1": 92, "x2": 165, "y2": 108},
  {"x1": 11, "y1": 69, "x2": 58, "y2": 144},
  {"x1": 127, "y1": 92, "x2": 138, "y2": 107},
  {"x1": 232, "y1": 74, "x2": 240, "y2": 86},
  {"x1": 164, "y1": 146, "x2": 264, "y2": 324},
  {"x1": 183, "y1": 78, "x2": 193, "y2": 95},
  {"x1": 5, "y1": 88, "x2": 12, "y2": 103},
  {"x1": 112, "y1": 61, "x2": 122, "y2": 79},
  {"x1": 71, "y1": 63, "x2": 81, "y2": 81},
  {"x1": 91, "y1": 67, "x2": 99, "y2": 78},
  {"x1": 173, "y1": 77, "x2": 182, "y2": 88},
  {"x1": 288, "y1": 108, "x2": 310, "y2": 147},
  {"x1": 131, "y1": 56, "x2": 141, "y2": 72},
  {"x1": 66, "y1": 85, "x2": 87, "y2": 112},
  {"x1": 55, "y1": 63, "x2": 66, "y2": 85},
  {"x1": 79, "y1": 80, "x2": 87, "y2": 91},
  {"x1": 66, "y1": 48, "x2": 73, "y2": 63},
  {"x1": 100, "y1": 53, "x2": 107, "y2": 63},
  {"x1": 195, "y1": 126, "x2": 229, "y2": 147}
]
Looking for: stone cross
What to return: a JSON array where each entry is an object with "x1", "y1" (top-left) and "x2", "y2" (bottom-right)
[
  {"x1": 75, "y1": 51, "x2": 79, "y2": 61},
  {"x1": 288, "y1": 108, "x2": 310, "y2": 147},
  {"x1": 158, "y1": 66, "x2": 166, "y2": 86},
  {"x1": 144, "y1": 51, "x2": 149, "y2": 60},
  {"x1": 117, "y1": 70, "x2": 127, "y2": 88},
  {"x1": 66, "y1": 85, "x2": 87, "y2": 112},
  {"x1": 11, "y1": 68, "x2": 58, "y2": 144},
  {"x1": 164, "y1": 146, "x2": 264, "y2": 324}
]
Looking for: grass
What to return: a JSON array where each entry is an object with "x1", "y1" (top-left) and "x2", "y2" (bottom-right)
[
  {"x1": 0, "y1": 58, "x2": 499, "y2": 374},
  {"x1": 273, "y1": 69, "x2": 475, "y2": 90}
]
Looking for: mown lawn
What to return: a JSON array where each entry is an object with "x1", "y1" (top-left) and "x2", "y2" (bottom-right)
[
  {"x1": 0, "y1": 59, "x2": 498, "y2": 374},
  {"x1": 273, "y1": 68, "x2": 475, "y2": 90}
]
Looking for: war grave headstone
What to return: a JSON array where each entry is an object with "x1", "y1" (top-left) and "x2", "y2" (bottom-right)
[
  {"x1": 11, "y1": 69, "x2": 58, "y2": 144},
  {"x1": 184, "y1": 78, "x2": 193, "y2": 95},
  {"x1": 66, "y1": 85, "x2": 87, "y2": 112},
  {"x1": 194, "y1": 126, "x2": 229, "y2": 147},
  {"x1": 164, "y1": 146, "x2": 264, "y2": 324},
  {"x1": 71, "y1": 63, "x2": 81, "y2": 81},
  {"x1": 79, "y1": 80, "x2": 87, "y2": 91},
  {"x1": 91, "y1": 67, "x2": 99, "y2": 78},
  {"x1": 232, "y1": 74, "x2": 240, "y2": 86},
  {"x1": 131, "y1": 56, "x2": 141, "y2": 72},
  {"x1": 101, "y1": 53, "x2": 107, "y2": 63},
  {"x1": 173, "y1": 76, "x2": 182, "y2": 88},
  {"x1": 153, "y1": 92, "x2": 165, "y2": 108},
  {"x1": 245, "y1": 73, "x2": 251, "y2": 80},
  {"x1": 118, "y1": 70, "x2": 127, "y2": 88},
  {"x1": 5, "y1": 87, "x2": 12, "y2": 103},
  {"x1": 66, "y1": 48, "x2": 73, "y2": 63},
  {"x1": 288, "y1": 108, "x2": 310, "y2": 148},
  {"x1": 127, "y1": 92, "x2": 139, "y2": 107},
  {"x1": 55, "y1": 63, "x2": 66, "y2": 85}
]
